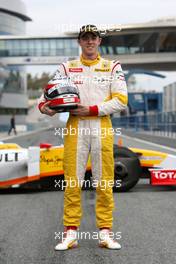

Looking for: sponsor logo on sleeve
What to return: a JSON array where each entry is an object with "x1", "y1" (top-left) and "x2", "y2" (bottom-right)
[{"x1": 115, "y1": 70, "x2": 125, "y2": 81}]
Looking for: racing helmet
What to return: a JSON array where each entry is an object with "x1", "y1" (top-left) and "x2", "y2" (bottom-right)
[{"x1": 44, "y1": 77, "x2": 80, "y2": 112}]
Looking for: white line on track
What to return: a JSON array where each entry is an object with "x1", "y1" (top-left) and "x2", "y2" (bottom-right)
[{"x1": 121, "y1": 134, "x2": 176, "y2": 153}]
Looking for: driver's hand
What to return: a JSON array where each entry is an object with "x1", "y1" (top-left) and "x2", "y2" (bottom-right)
[
  {"x1": 70, "y1": 104, "x2": 90, "y2": 116},
  {"x1": 40, "y1": 101, "x2": 57, "y2": 116}
]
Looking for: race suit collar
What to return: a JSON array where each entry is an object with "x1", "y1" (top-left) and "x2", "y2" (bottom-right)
[{"x1": 80, "y1": 53, "x2": 101, "y2": 66}]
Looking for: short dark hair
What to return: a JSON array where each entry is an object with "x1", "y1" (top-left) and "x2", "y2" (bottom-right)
[{"x1": 78, "y1": 25, "x2": 100, "y2": 39}]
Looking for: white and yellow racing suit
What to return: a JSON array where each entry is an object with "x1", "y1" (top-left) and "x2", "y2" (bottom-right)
[{"x1": 38, "y1": 54, "x2": 128, "y2": 229}]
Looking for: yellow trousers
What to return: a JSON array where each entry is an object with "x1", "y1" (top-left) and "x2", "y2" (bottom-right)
[{"x1": 63, "y1": 115, "x2": 114, "y2": 228}]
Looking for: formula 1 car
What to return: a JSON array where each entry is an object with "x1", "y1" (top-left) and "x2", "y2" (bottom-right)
[{"x1": 0, "y1": 141, "x2": 176, "y2": 192}]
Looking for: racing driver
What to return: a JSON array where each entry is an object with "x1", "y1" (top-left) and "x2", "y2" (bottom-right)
[{"x1": 38, "y1": 25, "x2": 128, "y2": 250}]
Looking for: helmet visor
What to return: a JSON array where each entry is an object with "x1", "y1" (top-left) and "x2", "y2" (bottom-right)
[{"x1": 46, "y1": 84, "x2": 79, "y2": 99}]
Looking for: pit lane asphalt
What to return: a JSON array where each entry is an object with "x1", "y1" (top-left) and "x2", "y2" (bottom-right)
[{"x1": 0, "y1": 128, "x2": 176, "y2": 264}]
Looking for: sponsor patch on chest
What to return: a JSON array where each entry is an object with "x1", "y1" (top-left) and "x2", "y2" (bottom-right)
[
  {"x1": 94, "y1": 60, "x2": 111, "y2": 72},
  {"x1": 94, "y1": 68, "x2": 111, "y2": 72},
  {"x1": 69, "y1": 68, "x2": 83, "y2": 72}
]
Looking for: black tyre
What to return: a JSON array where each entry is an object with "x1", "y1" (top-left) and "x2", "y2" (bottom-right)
[
  {"x1": 82, "y1": 170, "x2": 94, "y2": 190},
  {"x1": 113, "y1": 145, "x2": 142, "y2": 192},
  {"x1": 39, "y1": 175, "x2": 65, "y2": 191}
]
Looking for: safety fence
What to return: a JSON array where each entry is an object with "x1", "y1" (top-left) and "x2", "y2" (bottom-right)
[{"x1": 112, "y1": 111, "x2": 176, "y2": 138}]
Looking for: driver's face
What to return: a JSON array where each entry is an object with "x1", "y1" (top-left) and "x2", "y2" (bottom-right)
[{"x1": 78, "y1": 33, "x2": 102, "y2": 57}]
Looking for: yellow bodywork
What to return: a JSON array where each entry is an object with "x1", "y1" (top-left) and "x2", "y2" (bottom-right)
[
  {"x1": 130, "y1": 148, "x2": 167, "y2": 167},
  {"x1": 40, "y1": 146, "x2": 91, "y2": 177},
  {"x1": 40, "y1": 147, "x2": 64, "y2": 177},
  {"x1": 0, "y1": 143, "x2": 21, "y2": 150}
]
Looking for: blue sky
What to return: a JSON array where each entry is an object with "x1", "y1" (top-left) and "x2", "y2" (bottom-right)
[{"x1": 23, "y1": 0, "x2": 176, "y2": 91}]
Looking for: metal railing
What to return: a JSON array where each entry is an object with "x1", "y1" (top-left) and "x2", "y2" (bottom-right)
[{"x1": 112, "y1": 111, "x2": 176, "y2": 138}]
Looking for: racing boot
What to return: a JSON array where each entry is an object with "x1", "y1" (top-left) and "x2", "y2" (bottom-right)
[
  {"x1": 99, "y1": 228, "x2": 121, "y2": 249},
  {"x1": 55, "y1": 227, "x2": 78, "y2": 250}
]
